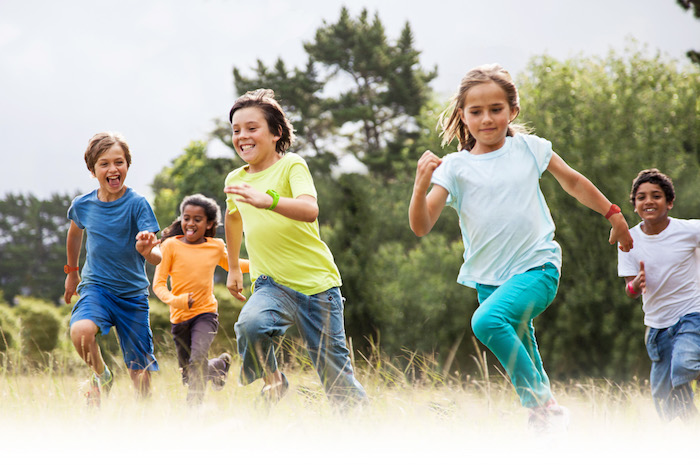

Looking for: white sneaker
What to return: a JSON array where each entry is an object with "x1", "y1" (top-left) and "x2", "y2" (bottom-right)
[{"x1": 528, "y1": 404, "x2": 570, "y2": 434}]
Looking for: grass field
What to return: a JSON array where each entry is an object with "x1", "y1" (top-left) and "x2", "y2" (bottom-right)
[{"x1": 0, "y1": 353, "x2": 696, "y2": 468}]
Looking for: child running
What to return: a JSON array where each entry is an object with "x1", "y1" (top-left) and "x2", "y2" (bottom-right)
[
  {"x1": 408, "y1": 64, "x2": 633, "y2": 431},
  {"x1": 223, "y1": 89, "x2": 367, "y2": 407},
  {"x1": 153, "y1": 194, "x2": 250, "y2": 405},
  {"x1": 618, "y1": 168, "x2": 700, "y2": 422},
  {"x1": 64, "y1": 131, "x2": 161, "y2": 405}
]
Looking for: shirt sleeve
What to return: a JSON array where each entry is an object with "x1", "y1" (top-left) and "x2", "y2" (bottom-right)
[
  {"x1": 224, "y1": 170, "x2": 240, "y2": 214},
  {"x1": 67, "y1": 196, "x2": 84, "y2": 229},
  {"x1": 136, "y1": 196, "x2": 160, "y2": 233},
  {"x1": 152, "y1": 241, "x2": 189, "y2": 310},
  {"x1": 521, "y1": 134, "x2": 553, "y2": 176},
  {"x1": 288, "y1": 158, "x2": 317, "y2": 199}
]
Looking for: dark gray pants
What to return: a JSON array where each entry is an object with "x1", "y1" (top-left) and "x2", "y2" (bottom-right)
[{"x1": 171, "y1": 313, "x2": 226, "y2": 404}]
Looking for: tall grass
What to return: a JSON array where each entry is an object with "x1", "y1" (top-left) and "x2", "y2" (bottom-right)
[{"x1": 0, "y1": 341, "x2": 695, "y2": 467}]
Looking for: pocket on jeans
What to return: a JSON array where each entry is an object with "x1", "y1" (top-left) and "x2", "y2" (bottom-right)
[{"x1": 645, "y1": 328, "x2": 660, "y2": 362}]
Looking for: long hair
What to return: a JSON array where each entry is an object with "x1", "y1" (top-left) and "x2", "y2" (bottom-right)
[
  {"x1": 438, "y1": 64, "x2": 526, "y2": 151},
  {"x1": 161, "y1": 194, "x2": 222, "y2": 241},
  {"x1": 228, "y1": 89, "x2": 295, "y2": 154}
]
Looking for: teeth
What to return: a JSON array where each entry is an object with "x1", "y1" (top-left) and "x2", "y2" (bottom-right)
[{"x1": 241, "y1": 144, "x2": 254, "y2": 151}]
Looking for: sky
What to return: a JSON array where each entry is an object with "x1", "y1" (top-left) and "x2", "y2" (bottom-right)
[{"x1": 0, "y1": 0, "x2": 697, "y2": 200}]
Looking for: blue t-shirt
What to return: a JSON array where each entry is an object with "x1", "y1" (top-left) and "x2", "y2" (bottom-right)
[
  {"x1": 68, "y1": 188, "x2": 160, "y2": 297},
  {"x1": 431, "y1": 133, "x2": 562, "y2": 288}
]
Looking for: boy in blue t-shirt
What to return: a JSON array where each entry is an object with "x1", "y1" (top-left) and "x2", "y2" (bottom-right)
[{"x1": 64, "y1": 132, "x2": 161, "y2": 406}]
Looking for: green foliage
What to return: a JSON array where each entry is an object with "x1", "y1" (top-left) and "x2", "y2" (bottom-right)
[
  {"x1": 516, "y1": 43, "x2": 699, "y2": 379},
  {"x1": 13, "y1": 297, "x2": 64, "y2": 361},
  {"x1": 0, "y1": 193, "x2": 77, "y2": 304},
  {"x1": 0, "y1": 303, "x2": 18, "y2": 351},
  {"x1": 151, "y1": 140, "x2": 236, "y2": 231}
]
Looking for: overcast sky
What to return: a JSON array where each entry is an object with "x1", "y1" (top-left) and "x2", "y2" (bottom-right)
[{"x1": 0, "y1": 0, "x2": 697, "y2": 200}]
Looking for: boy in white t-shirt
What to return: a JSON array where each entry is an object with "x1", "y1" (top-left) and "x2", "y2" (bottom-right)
[{"x1": 618, "y1": 168, "x2": 700, "y2": 421}]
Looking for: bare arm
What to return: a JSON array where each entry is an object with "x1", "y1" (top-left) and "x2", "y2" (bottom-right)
[
  {"x1": 624, "y1": 261, "x2": 645, "y2": 298},
  {"x1": 64, "y1": 221, "x2": 83, "y2": 304},
  {"x1": 135, "y1": 231, "x2": 162, "y2": 265},
  {"x1": 223, "y1": 184, "x2": 319, "y2": 223},
  {"x1": 409, "y1": 151, "x2": 449, "y2": 237},
  {"x1": 224, "y1": 210, "x2": 247, "y2": 301},
  {"x1": 547, "y1": 152, "x2": 633, "y2": 252}
]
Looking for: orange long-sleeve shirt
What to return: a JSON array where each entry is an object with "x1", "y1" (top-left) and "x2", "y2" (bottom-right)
[{"x1": 153, "y1": 236, "x2": 249, "y2": 324}]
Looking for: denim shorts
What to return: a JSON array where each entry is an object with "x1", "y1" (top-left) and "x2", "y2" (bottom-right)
[{"x1": 71, "y1": 284, "x2": 158, "y2": 371}]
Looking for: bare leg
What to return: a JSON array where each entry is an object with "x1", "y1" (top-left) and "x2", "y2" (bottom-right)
[
  {"x1": 129, "y1": 369, "x2": 151, "y2": 398},
  {"x1": 70, "y1": 319, "x2": 105, "y2": 375}
]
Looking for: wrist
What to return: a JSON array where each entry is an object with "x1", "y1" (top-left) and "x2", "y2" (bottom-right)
[
  {"x1": 266, "y1": 189, "x2": 280, "y2": 210},
  {"x1": 626, "y1": 281, "x2": 639, "y2": 296},
  {"x1": 605, "y1": 204, "x2": 621, "y2": 220},
  {"x1": 64, "y1": 265, "x2": 79, "y2": 274}
]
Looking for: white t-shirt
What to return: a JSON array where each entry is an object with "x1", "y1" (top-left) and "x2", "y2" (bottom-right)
[
  {"x1": 431, "y1": 134, "x2": 562, "y2": 288},
  {"x1": 618, "y1": 218, "x2": 700, "y2": 328}
]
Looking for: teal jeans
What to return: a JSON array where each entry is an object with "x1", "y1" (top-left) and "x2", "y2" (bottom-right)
[{"x1": 473, "y1": 263, "x2": 560, "y2": 408}]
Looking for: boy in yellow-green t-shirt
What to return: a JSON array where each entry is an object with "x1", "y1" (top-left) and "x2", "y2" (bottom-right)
[{"x1": 223, "y1": 89, "x2": 367, "y2": 407}]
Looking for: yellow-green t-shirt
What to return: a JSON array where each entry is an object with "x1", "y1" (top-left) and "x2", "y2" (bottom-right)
[{"x1": 224, "y1": 153, "x2": 341, "y2": 295}]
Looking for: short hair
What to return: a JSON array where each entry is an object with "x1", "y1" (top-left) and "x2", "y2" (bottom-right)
[
  {"x1": 84, "y1": 132, "x2": 132, "y2": 173},
  {"x1": 161, "y1": 193, "x2": 222, "y2": 240},
  {"x1": 438, "y1": 63, "x2": 525, "y2": 151},
  {"x1": 228, "y1": 89, "x2": 295, "y2": 154},
  {"x1": 629, "y1": 168, "x2": 675, "y2": 204}
]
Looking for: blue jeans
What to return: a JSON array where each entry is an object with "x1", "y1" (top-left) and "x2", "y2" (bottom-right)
[
  {"x1": 234, "y1": 275, "x2": 367, "y2": 406},
  {"x1": 646, "y1": 312, "x2": 700, "y2": 421},
  {"x1": 473, "y1": 263, "x2": 559, "y2": 408}
]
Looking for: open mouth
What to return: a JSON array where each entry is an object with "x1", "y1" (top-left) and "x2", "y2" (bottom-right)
[
  {"x1": 240, "y1": 144, "x2": 255, "y2": 151},
  {"x1": 107, "y1": 175, "x2": 121, "y2": 188}
]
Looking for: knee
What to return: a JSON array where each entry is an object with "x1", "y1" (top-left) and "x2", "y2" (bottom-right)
[
  {"x1": 472, "y1": 311, "x2": 501, "y2": 343},
  {"x1": 234, "y1": 314, "x2": 268, "y2": 344},
  {"x1": 70, "y1": 320, "x2": 98, "y2": 345}
]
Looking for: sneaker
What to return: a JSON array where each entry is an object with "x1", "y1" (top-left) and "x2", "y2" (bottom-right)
[
  {"x1": 85, "y1": 374, "x2": 101, "y2": 407},
  {"x1": 100, "y1": 368, "x2": 114, "y2": 397},
  {"x1": 211, "y1": 353, "x2": 232, "y2": 391},
  {"x1": 260, "y1": 373, "x2": 289, "y2": 403},
  {"x1": 528, "y1": 404, "x2": 570, "y2": 434}
]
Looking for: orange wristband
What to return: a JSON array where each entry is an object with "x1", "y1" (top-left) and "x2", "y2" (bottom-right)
[
  {"x1": 605, "y1": 204, "x2": 621, "y2": 219},
  {"x1": 64, "y1": 265, "x2": 79, "y2": 274}
]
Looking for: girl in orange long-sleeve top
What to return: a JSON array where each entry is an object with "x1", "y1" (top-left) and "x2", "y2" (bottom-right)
[{"x1": 153, "y1": 193, "x2": 249, "y2": 404}]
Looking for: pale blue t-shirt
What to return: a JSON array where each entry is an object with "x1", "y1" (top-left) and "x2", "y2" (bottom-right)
[
  {"x1": 68, "y1": 187, "x2": 160, "y2": 297},
  {"x1": 431, "y1": 134, "x2": 562, "y2": 288}
]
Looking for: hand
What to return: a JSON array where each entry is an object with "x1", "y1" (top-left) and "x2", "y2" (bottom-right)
[
  {"x1": 224, "y1": 183, "x2": 274, "y2": 210},
  {"x1": 187, "y1": 292, "x2": 194, "y2": 309},
  {"x1": 608, "y1": 213, "x2": 633, "y2": 252},
  {"x1": 226, "y1": 270, "x2": 247, "y2": 302},
  {"x1": 634, "y1": 261, "x2": 646, "y2": 294},
  {"x1": 135, "y1": 231, "x2": 160, "y2": 256},
  {"x1": 64, "y1": 272, "x2": 80, "y2": 304},
  {"x1": 413, "y1": 151, "x2": 442, "y2": 194}
]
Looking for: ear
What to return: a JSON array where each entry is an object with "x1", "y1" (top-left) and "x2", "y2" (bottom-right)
[
  {"x1": 668, "y1": 200, "x2": 674, "y2": 210},
  {"x1": 207, "y1": 220, "x2": 215, "y2": 230},
  {"x1": 458, "y1": 107, "x2": 467, "y2": 125},
  {"x1": 509, "y1": 106, "x2": 520, "y2": 123}
]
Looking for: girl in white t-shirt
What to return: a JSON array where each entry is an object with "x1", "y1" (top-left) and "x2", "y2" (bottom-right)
[
  {"x1": 409, "y1": 63, "x2": 633, "y2": 432},
  {"x1": 618, "y1": 168, "x2": 700, "y2": 421}
]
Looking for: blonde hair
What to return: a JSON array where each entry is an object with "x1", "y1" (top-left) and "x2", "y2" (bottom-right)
[
  {"x1": 84, "y1": 131, "x2": 132, "y2": 172},
  {"x1": 438, "y1": 64, "x2": 526, "y2": 151}
]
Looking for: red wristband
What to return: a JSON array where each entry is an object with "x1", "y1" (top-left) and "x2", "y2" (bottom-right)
[
  {"x1": 605, "y1": 204, "x2": 621, "y2": 219},
  {"x1": 626, "y1": 281, "x2": 639, "y2": 296}
]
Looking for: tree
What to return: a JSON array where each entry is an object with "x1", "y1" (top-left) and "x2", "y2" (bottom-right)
[
  {"x1": 515, "y1": 43, "x2": 700, "y2": 379},
  {"x1": 0, "y1": 193, "x2": 76, "y2": 304},
  {"x1": 213, "y1": 7, "x2": 437, "y2": 180},
  {"x1": 677, "y1": 0, "x2": 700, "y2": 64}
]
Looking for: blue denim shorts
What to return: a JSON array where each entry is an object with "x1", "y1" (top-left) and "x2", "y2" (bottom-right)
[{"x1": 71, "y1": 284, "x2": 158, "y2": 371}]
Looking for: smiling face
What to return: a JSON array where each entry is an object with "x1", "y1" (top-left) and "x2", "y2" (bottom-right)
[
  {"x1": 459, "y1": 81, "x2": 519, "y2": 155},
  {"x1": 91, "y1": 144, "x2": 128, "y2": 201},
  {"x1": 634, "y1": 182, "x2": 673, "y2": 232},
  {"x1": 231, "y1": 106, "x2": 281, "y2": 173},
  {"x1": 180, "y1": 204, "x2": 213, "y2": 244}
]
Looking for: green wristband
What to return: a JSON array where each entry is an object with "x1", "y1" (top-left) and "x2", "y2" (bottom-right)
[{"x1": 265, "y1": 189, "x2": 280, "y2": 210}]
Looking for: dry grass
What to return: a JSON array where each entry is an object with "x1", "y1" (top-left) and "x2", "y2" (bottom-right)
[{"x1": 0, "y1": 351, "x2": 696, "y2": 467}]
